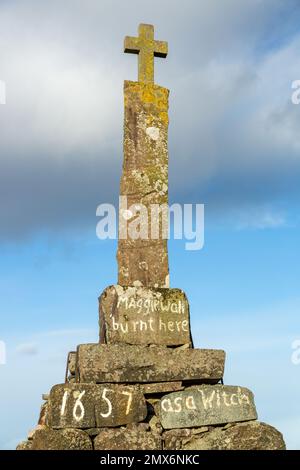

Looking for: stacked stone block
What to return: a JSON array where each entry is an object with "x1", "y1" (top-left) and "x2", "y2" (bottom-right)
[{"x1": 17, "y1": 286, "x2": 285, "y2": 450}]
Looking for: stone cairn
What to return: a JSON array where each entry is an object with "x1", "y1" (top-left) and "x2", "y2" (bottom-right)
[{"x1": 17, "y1": 24, "x2": 285, "y2": 451}]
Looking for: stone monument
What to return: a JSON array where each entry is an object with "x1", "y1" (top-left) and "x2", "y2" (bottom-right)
[{"x1": 17, "y1": 24, "x2": 285, "y2": 451}]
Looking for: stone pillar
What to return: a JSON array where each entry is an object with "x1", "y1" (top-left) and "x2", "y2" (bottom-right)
[{"x1": 117, "y1": 80, "x2": 170, "y2": 288}]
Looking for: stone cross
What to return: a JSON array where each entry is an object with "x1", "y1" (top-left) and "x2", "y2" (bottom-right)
[
  {"x1": 118, "y1": 24, "x2": 170, "y2": 287},
  {"x1": 124, "y1": 24, "x2": 168, "y2": 83}
]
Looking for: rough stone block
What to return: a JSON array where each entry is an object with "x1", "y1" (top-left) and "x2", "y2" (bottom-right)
[
  {"x1": 141, "y1": 381, "x2": 184, "y2": 395},
  {"x1": 31, "y1": 428, "x2": 93, "y2": 450},
  {"x1": 181, "y1": 421, "x2": 286, "y2": 450},
  {"x1": 68, "y1": 352, "x2": 76, "y2": 375},
  {"x1": 16, "y1": 441, "x2": 33, "y2": 451},
  {"x1": 76, "y1": 344, "x2": 225, "y2": 384},
  {"x1": 48, "y1": 383, "x2": 147, "y2": 429},
  {"x1": 28, "y1": 425, "x2": 46, "y2": 441},
  {"x1": 160, "y1": 385, "x2": 257, "y2": 429},
  {"x1": 94, "y1": 427, "x2": 162, "y2": 450},
  {"x1": 117, "y1": 81, "x2": 170, "y2": 288},
  {"x1": 99, "y1": 285, "x2": 191, "y2": 346},
  {"x1": 163, "y1": 427, "x2": 209, "y2": 450},
  {"x1": 38, "y1": 402, "x2": 49, "y2": 426}
]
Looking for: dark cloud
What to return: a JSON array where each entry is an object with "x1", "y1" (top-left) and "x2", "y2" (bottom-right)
[{"x1": 0, "y1": 0, "x2": 300, "y2": 241}]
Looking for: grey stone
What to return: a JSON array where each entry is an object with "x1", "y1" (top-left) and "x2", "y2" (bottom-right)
[
  {"x1": 175, "y1": 343, "x2": 190, "y2": 350},
  {"x1": 162, "y1": 429, "x2": 193, "y2": 450},
  {"x1": 126, "y1": 422, "x2": 150, "y2": 432},
  {"x1": 192, "y1": 426, "x2": 209, "y2": 434},
  {"x1": 94, "y1": 427, "x2": 162, "y2": 450},
  {"x1": 149, "y1": 415, "x2": 163, "y2": 435},
  {"x1": 182, "y1": 421, "x2": 286, "y2": 450},
  {"x1": 76, "y1": 343, "x2": 225, "y2": 384},
  {"x1": 38, "y1": 402, "x2": 49, "y2": 426},
  {"x1": 31, "y1": 428, "x2": 93, "y2": 450},
  {"x1": 68, "y1": 352, "x2": 77, "y2": 375},
  {"x1": 16, "y1": 440, "x2": 33, "y2": 450},
  {"x1": 147, "y1": 396, "x2": 163, "y2": 420},
  {"x1": 85, "y1": 428, "x2": 103, "y2": 437},
  {"x1": 160, "y1": 385, "x2": 257, "y2": 429},
  {"x1": 99, "y1": 285, "x2": 191, "y2": 346},
  {"x1": 141, "y1": 381, "x2": 184, "y2": 395},
  {"x1": 28, "y1": 425, "x2": 46, "y2": 440},
  {"x1": 117, "y1": 80, "x2": 170, "y2": 288},
  {"x1": 48, "y1": 383, "x2": 147, "y2": 429}
]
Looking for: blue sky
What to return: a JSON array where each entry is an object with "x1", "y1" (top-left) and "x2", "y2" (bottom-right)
[{"x1": 0, "y1": 0, "x2": 300, "y2": 449}]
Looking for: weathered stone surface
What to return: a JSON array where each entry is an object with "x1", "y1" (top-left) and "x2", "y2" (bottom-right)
[
  {"x1": 31, "y1": 428, "x2": 93, "y2": 450},
  {"x1": 28, "y1": 425, "x2": 46, "y2": 440},
  {"x1": 148, "y1": 398, "x2": 161, "y2": 419},
  {"x1": 117, "y1": 80, "x2": 170, "y2": 288},
  {"x1": 85, "y1": 428, "x2": 103, "y2": 437},
  {"x1": 163, "y1": 427, "x2": 209, "y2": 450},
  {"x1": 141, "y1": 381, "x2": 184, "y2": 395},
  {"x1": 160, "y1": 385, "x2": 257, "y2": 429},
  {"x1": 68, "y1": 351, "x2": 76, "y2": 375},
  {"x1": 181, "y1": 421, "x2": 286, "y2": 450},
  {"x1": 48, "y1": 383, "x2": 147, "y2": 429},
  {"x1": 124, "y1": 24, "x2": 168, "y2": 84},
  {"x1": 175, "y1": 343, "x2": 190, "y2": 350},
  {"x1": 76, "y1": 344, "x2": 225, "y2": 384},
  {"x1": 99, "y1": 285, "x2": 191, "y2": 346},
  {"x1": 94, "y1": 427, "x2": 162, "y2": 450},
  {"x1": 126, "y1": 422, "x2": 150, "y2": 432},
  {"x1": 16, "y1": 440, "x2": 33, "y2": 450},
  {"x1": 38, "y1": 402, "x2": 49, "y2": 426},
  {"x1": 149, "y1": 415, "x2": 163, "y2": 435}
]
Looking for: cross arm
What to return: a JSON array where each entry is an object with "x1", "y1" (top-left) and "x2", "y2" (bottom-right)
[
  {"x1": 124, "y1": 36, "x2": 140, "y2": 54},
  {"x1": 154, "y1": 40, "x2": 168, "y2": 58}
]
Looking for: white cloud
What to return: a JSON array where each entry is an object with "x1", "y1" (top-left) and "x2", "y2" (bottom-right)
[
  {"x1": 235, "y1": 208, "x2": 287, "y2": 230},
  {"x1": 16, "y1": 342, "x2": 38, "y2": 356}
]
